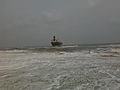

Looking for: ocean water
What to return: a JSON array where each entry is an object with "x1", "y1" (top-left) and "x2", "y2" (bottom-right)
[{"x1": 0, "y1": 44, "x2": 120, "y2": 90}]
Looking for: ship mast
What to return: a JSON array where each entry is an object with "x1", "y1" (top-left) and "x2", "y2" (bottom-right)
[{"x1": 53, "y1": 36, "x2": 56, "y2": 41}]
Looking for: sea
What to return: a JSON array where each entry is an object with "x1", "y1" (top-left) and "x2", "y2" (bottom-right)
[{"x1": 0, "y1": 44, "x2": 120, "y2": 90}]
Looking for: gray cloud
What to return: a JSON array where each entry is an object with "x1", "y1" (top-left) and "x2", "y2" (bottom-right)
[
  {"x1": 0, "y1": 0, "x2": 120, "y2": 48},
  {"x1": 88, "y1": 0, "x2": 98, "y2": 7},
  {"x1": 42, "y1": 10, "x2": 63, "y2": 24}
]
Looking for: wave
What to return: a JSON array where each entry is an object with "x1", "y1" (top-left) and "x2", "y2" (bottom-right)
[{"x1": 0, "y1": 44, "x2": 120, "y2": 57}]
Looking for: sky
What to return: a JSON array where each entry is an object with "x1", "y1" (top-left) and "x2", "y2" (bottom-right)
[{"x1": 0, "y1": 0, "x2": 120, "y2": 48}]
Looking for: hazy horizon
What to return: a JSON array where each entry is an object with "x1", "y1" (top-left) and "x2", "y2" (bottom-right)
[{"x1": 1, "y1": 0, "x2": 120, "y2": 48}]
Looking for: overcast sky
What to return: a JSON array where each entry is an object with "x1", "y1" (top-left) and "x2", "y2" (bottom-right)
[{"x1": 0, "y1": 0, "x2": 120, "y2": 48}]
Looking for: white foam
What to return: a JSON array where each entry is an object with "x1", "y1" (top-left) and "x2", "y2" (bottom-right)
[{"x1": 0, "y1": 48, "x2": 120, "y2": 90}]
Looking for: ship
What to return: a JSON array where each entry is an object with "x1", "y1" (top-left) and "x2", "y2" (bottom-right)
[{"x1": 51, "y1": 36, "x2": 63, "y2": 46}]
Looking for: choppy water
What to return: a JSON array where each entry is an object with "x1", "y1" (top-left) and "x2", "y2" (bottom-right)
[{"x1": 0, "y1": 44, "x2": 120, "y2": 90}]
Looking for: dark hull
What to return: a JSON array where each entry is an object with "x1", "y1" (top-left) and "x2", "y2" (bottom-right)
[{"x1": 51, "y1": 42, "x2": 62, "y2": 46}]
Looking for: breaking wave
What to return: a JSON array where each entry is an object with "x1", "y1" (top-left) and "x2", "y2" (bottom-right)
[{"x1": 0, "y1": 44, "x2": 120, "y2": 90}]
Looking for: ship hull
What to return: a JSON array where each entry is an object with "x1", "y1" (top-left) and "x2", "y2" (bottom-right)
[{"x1": 51, "y1": 41, "x2": 62, "y2": 46}]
